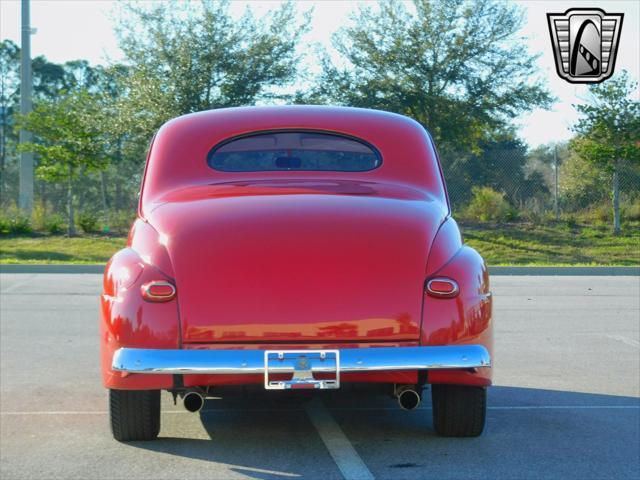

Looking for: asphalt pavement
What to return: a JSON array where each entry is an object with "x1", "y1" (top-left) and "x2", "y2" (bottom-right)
[{"x1": 0, "y1": 274, "x2": 638, "y2": 479}]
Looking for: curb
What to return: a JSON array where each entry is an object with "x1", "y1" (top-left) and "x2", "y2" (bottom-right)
[
  {"x1": 1, "y1": 264, "x2": 639, "y2": 276},
  {"x1": 489, "y1": 266, "x2": 640, "y2": 276}
]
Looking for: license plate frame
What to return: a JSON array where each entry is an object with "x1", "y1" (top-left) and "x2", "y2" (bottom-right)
[{"x1": 264, "y1": 349, "x2": 340, "y2": 390}]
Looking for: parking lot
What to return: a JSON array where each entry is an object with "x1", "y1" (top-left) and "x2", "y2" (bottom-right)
[{"x1": 1, "y1": 273, "x2": 638, "y2": 479}]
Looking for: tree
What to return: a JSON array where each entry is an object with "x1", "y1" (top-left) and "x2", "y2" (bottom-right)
[
  {"x1": 559, "y1": 148, "x2": 609, "y2": 210},
  {"x1": 310, "y1": 0, "x2": 552, "y2": 158},
  {"x1": 527, "y1": 142, "x2": 572, "y2": 218},
  {"x1": 571, "y1": 71, "x2": 640, "y2": 234},
  {"x1": 16, "y1": 90, "x2": 109, "y2": 235},
  {"x1": 0, "y1": 40, "x2": 21, "y2": 203},
  {"x1": 90, "y1": 64, "x2": 141, "y2": 220},
  {"x1": 31, "y1": 57, "x2": 66, "y2": 100},
  {"x1": 113, "y1": 0, "x2": 310, "y2": 150},
  {"x1": 1, "y1": 41, "x2": 104, "y2": 209}
]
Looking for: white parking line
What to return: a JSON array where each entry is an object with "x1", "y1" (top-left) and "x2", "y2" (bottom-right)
[
  {"x1": 0, "y1": 411, "x2": 108, "y2": 415},
  {"x1": 0, "y1": 274, "x2": 36, "y2": 294},
  {"x1": 216, "y1": 466, "x2": 300, "y2": 478},
  {"x1": 305, "y1": 398, "x2": 375, "y2": 480},
  {"x1": 605, "y1": 334, "x2": 640, "y2": 349}
]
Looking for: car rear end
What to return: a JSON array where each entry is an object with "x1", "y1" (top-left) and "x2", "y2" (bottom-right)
[{"x1": 101, "y1": 106, "x2": 492, "y2": 441}]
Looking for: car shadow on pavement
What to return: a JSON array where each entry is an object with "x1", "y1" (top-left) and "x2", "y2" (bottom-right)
[{"x1": 127, "y1": 385, "x2": 640, "y2": 479}]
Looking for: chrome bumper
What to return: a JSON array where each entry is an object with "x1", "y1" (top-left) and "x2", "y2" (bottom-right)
[{"x1": 111, "y1": 345, "x2": 491, "y2": 375}]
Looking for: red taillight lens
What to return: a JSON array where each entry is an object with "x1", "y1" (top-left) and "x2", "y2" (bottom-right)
[
  {"x1": 141, "y1": 281, "x2": 176, "y2": 302},
  {"x1": 426, "y1": 277, "x2": 459, "y2": 298}
]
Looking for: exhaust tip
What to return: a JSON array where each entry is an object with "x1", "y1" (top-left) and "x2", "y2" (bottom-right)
[
  {"x1": 398, "y1": 388, "x2": 421, "y2": 410},
  {"x1": 183, "y1": 391, "x2": 204, "y2": 413}
]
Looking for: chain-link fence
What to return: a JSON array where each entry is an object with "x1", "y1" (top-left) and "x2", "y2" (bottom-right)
[
  {"x1": 2, "y1": 145, "x2": 639, "y2": 234},
  {"x1": 441, "y1": 147, "x2": 640, "y2": 224}
]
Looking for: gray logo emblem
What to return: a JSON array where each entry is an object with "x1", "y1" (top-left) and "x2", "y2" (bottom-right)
[{"x1": 547, "y1": 8, "x2": 623, "y2": 83}]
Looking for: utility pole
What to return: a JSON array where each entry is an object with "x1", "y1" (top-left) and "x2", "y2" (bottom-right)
[
  {"x1": 554, "y1": 144, "x2": 559, "y2": 221},
  {"x1": 19, "y1": 0, "x2": 34, "y2": 213}
]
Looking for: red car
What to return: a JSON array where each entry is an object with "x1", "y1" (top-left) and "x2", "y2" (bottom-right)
[{"x1": 101, "y1": 106, "x2": 492, "y2": 441}]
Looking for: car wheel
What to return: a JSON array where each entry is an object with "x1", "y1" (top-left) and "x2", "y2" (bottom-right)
[
  {"x1": 109, "y1": 389, "x2": 161, "y2": 441},
  {"x1": 431, "y1": 384, "x2": 486, "y2": 437}
]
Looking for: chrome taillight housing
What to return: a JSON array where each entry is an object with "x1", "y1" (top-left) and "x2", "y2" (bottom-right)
[
  {"x1": 426, "y1": 277, "x2": 459, "y2": 298},
  {"x1": 141, "y1": 281, "x2": 176, "y2": 302}
]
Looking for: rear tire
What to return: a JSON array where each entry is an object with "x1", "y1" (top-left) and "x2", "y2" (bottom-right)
[
  {"x1": 431, "y1": 384, "x2": 486, "y2": 437},
  {"x1": 109, "y1": 389, "x2": 161, "y2": 441}
]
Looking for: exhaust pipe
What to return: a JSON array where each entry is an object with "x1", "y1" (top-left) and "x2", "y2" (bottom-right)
[
  {"x1": 396, "y1": 385, "x2": 421, "y2": 411},
  {"x1": 183, "y1": 389, "x2": 205, "y2": 413}
]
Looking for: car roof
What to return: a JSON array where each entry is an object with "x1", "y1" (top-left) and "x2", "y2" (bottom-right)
[
  {"x1": 141, "y1": 105, "x2": 447, "y2": 214},
  {"x1": 164, "y1": 105, "x2": 420, "y2": 130}
]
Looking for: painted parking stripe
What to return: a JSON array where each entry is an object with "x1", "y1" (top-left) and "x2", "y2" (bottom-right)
[
  {"x1": 0, "y1": 274, "x2": 36, "y2": 294},
  {"x1": 605, "y1": 334, "x2": 640, "y2": 348},
  {"x1": 1, "y1": 405, "x2": 639, "y2": 415},
  {"x1": 305, "y1": 398, "x2": 375, "y2": 480}
]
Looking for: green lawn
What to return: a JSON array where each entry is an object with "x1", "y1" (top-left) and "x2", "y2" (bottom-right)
[
  {"x1": 0, "y1": 235, "x2": 126, "y2": 264},
  {"x1": 0, "y1": 221, "x2": 638, "y2": 265},
  {"x1": 461, "y1": 221, "x2": 640, "y2": 266}
]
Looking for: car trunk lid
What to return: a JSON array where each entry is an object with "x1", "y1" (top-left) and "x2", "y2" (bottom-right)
[{"x1": 148, "y1": 180, "x2": 445, "y2": 343}]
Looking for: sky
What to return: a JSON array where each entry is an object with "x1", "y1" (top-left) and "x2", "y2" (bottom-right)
[{"x1": 1, "y1": 0, "x2": 639, "y2": 148}]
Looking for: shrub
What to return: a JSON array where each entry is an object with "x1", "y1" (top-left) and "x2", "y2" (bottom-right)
[
  {"x1": 622, "y1": 197, "x2": 640, "y2": 222},
  {"x1": 563, "y1": 214, "x2": 578, "y2": 228},
  {"x1": 559, "y1": 152, "x2": 609, "y2": 210},
  {"x1": 0, "y1": 215, "x2": 10, "y2": 234},
  {"x1": 580, "y1": 203, "x2": 611, "y2": 224},
  {"x1": 541, "y1": 210, "x2": 559, "y2": 223},
  {"x1": 108, "y1": 209, "x2": 137, "y2": 235},
  {"x1": 44, "y1": 214, "x2": 65, "y2": 234},
  {"x1": 31, "y1": 202, "x2": 47, "y2": 231},
  {"x1": 9, "y1": 214, "x2": 33, "y2": 234},
  {"x1": 463, "y1": 187, "x2": 515, "y2": 222},
  {"x1": 519, "y1": 208, "x2": 541, "y2": 224},
  {"x1": 77, "y1": 210, "x2": 100, "y2": 233},
  {"x1": 0, "y1": 205, "x2": 32, "y2": 234}
]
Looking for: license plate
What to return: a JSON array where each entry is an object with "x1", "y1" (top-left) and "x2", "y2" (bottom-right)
[{"x1": 264, "y1": 350, "x2": 340, "y2": 390}]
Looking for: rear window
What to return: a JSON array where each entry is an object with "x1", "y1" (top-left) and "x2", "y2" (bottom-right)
[{"x1": 208, "y1": 131, "x2": 382, "y2": 172}]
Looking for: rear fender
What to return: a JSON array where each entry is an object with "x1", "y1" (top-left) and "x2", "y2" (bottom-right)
[
  {"x1": 421, "y1": 245, "x2": 493, "y2": 386},
  {"x1": 127, "y1": 219, "x2": 175, "y2": 278},
  {"x1": 101, "y1": 245, "x2": 180, "y2": 390},
  {"x1": 425, "y1": 217, "x2": 462, "y2": 275}
]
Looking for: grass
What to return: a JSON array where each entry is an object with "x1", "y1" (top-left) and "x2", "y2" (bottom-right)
[
  {"x1": 461, "y1": 221, "x2": 640, "y2": 266},
  {"x1": 0, "y1": 235, "x2": 126, "y2": 264},
  {"x1": 0, "y1": 221, "x2": 638, "y2": 265}
]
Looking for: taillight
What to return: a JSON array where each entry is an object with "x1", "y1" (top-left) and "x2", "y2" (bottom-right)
[
  {"x1": 426, "y1": 277, "x2": 459, "y2": 298},
  {"x1": 141, "y1": 281, "x2": 176, "y2": 302}
]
